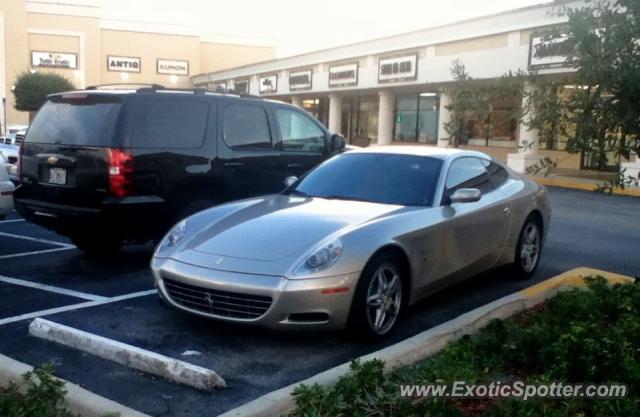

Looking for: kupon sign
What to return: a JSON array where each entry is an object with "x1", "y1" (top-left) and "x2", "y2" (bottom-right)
[
  {"x1": 157, "y1": 59, "x2": 189, "y2": 76},
  {"x1": 289, "y1": 69, "x2": 312, "y2": 91},
  {"x1": 107, "y1": 56, "x2": 141, "y2": 73},
  {"x1": 31, "y1": 51, "x2": 78, "y2": 69}
]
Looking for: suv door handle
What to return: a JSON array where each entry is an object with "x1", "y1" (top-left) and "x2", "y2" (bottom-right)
[
  {"x1": 287, "y1": 163, "x2": 302, "y2": 168},
  {"x1": 224, "y1": 162, "x2": 245, "y2": 167}
]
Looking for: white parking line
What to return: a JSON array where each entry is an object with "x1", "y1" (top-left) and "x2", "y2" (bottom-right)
[
  {"x1": 0, "y1": 247, "x2": 75, "y2": 260},
  {"x1": 0, "y1": 275, "x2": 108, "y2": 301},
  {"x1": 0, "y1": 289, "x2": 157, "y2": 326},
  {"x1": 0, "y1": 219, "x2": 25, "y2": 224},
  {"x1": 0, "y1": 231, "x2": 73, "y2": 247}
]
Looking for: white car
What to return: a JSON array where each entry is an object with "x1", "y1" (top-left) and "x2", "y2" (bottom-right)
[
  {"x1": 3, "y1": 125, "x2": 28, "y2": 145},
  {"x1": 0, "y1": 144, "x2": 20, "y2": 183},
  {"x1": 0, "y1": 153, "x2": 15, "y2": 219}
]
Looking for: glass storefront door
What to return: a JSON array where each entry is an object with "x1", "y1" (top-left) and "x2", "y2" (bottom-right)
[
  {"x1": 394, "y1": 93, "x2": 438, "y2": 144},
  {"x1": 349, "y1": 96, "x2": 379, "y2": 144}
]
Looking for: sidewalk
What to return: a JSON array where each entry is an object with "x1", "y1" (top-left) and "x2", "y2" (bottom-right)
[{"x1": 530, "y1": 174, "x2": 640, "y2": 197}]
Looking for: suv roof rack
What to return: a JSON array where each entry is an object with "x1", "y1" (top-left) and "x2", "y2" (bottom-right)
[
  {"x1": 239, "y1": 93, "x2": 262, "y2": 99},
  {"x1": 86, "y1": 83, "x2": 165, "y2": 91}
]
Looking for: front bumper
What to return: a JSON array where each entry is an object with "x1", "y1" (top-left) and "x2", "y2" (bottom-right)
[{"x1": 151, "y1": 257, "x2": 360, "y2": 330}]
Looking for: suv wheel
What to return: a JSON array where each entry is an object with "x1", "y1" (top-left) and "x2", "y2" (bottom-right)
[{"x1": 70, "y1": 233, "x2": 122, "y2": 255}]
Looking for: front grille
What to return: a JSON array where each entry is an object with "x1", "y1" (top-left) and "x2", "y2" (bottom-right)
[{"x1": 163, "y1": 277, "x2": 272, "y2": 319}]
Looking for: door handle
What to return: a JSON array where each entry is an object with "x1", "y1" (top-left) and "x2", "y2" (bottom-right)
[
  {"x1": 287, "y1": 163, "x2": 302, "y2": 168},
  {"x1": 503, "y1": 207, "x2": 511, "y2": 215},
  {"x1": 224, "y1": 162, "x2": 245, "y2": 167}
]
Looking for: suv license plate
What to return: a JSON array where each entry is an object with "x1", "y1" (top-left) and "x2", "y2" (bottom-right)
[{"x1": 49, "y1": 167, "x2": 67, "y2": 185}]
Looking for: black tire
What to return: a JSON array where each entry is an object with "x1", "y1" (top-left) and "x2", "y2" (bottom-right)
[
  {"x1": 70, "y1": 232, "x2": 122, "y2": 255},
  {"x1": 508, "y1": 216, "x2": 543, "y2": 280},
  {"x1": 348, "y1": 252, "x2": 406, "y2": 339}
]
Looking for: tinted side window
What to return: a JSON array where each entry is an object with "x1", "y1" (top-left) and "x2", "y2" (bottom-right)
[
  {"x1": 133, "y1": 99, "x2": 208, "y2": 149},
  {"x1": 487, "y1": 161, "x2": 509, "y2": 187},
  {"x1": 223, "y1": 104, "x2": 272, "y2": 150},
  {"x1": 275, "y1": 108, "x2": 325, "y2": 153},
  {"x1": 445, "y1": 157, "x2": 492, "y2": 193}
]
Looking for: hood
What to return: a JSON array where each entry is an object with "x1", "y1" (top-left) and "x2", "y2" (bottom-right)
[{"x1": 185, "y1": 194, "x2": 402, "y2": 262}]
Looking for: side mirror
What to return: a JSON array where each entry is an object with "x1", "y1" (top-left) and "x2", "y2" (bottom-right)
[
  {"x1": 329, "y1": 134, "x2": 346, "y2": 152},
  {"x1": 449, "y1": 188, "x2": 482, "y2": 204},
  {"x1": 284, "y1": 176, "x2": 298, "y2": 187}
]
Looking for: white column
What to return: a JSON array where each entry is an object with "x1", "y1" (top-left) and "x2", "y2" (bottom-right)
[
  {"x1": 377, "y1": 90, "x2": 394, "y2": 146},
  {"x1": 507, "y1": 82, "x2": 542, "y2": 173},
  {"x1": 328, "y1": 93, "x2": 342, "y2": 134},
  {"x1": 291, "y1": 95, "x2": 302, "y2": 107},
  {"x1": 437, "y1": 94, "x2": 451, "y2": 147}
]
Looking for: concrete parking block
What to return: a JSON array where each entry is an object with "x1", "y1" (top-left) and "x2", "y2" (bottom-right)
[
  {"x1": 29, "y1": 318, "x2": 226, "y2": 391},
  {"x1": 0, "y1": 353, "x2": 151, "y2": 417},
  {"x1": 219, "y1": 267, "x2": 635, "y2": 417}
]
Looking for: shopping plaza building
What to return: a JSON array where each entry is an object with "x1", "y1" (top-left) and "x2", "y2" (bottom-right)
[
  {"x1": 0, "y1": 0, "x2": 276, "y2": 127},
  {"x1": 193, "y1": 0, "x2": 607, "y2": 174}
]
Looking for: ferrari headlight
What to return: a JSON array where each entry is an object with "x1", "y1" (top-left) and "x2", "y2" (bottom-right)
[
  {"x1": 162, "y1": 220, "x2": 187, "y2": 249},
  {"x1": 294, "y1": 239, "x2": 343, "y2": 275}
]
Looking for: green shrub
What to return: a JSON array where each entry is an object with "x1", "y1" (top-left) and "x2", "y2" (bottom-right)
[
  {"x1": 0, "y1": 364, "x2": 74, "y2": 417},
  {"x1": 289, "y1": 277, "x2": 640, "y2": 416},
  {"x1": 13, "y1": 72, "x2": 75, "y2": 113}
]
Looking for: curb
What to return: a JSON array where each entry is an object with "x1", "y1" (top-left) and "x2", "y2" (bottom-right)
[
  {"x1": 0, "y1": 353, "x2": 151, "y2": 417},
  {"x1": 218, "y1": 267, "x2": 635, "y2": 417},
  {"x1": 531, "y1": 176, "x2": 640, "y2": 197},
  {"x1": 29, "y1": 318, "x2": 226, "y2": 391}
]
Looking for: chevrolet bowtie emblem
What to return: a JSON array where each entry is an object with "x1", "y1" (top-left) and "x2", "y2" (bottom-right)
[{"x1": 47, "y1": 156, "x2": 59, "y2": 165}]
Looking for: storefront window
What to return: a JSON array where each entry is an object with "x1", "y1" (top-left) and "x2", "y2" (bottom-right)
[
  {"x1": 393, "y1": 93, "x2": 438, "y2": 144},
  {"x1": 302, "y1": 98, "x2": 328, "y2": 126},
  {"x1": 350, "y1": 96, "x2": 379, "y2": 144},
  {"x1": 465, "y1": 95, "x2": 518, "y2": 147}
]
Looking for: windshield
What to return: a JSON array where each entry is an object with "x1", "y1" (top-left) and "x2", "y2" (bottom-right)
[
  {"x1": 26, "y1": 95, "x2": 122, "y2": 146},
  {"x1": 287, "y1": 153, "x2": 443, "y2": 206}
]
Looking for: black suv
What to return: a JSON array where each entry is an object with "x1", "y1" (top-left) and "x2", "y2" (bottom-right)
[{"x1": 15, "y1": 85, "x2": 345, "y2": 253}]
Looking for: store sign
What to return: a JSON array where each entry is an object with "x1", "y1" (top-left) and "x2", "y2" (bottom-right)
[
  {"x1": 259, "y1": 74, "x2": 277, "y2": 94},
  {"x1": 234, "y1": 79, "x2": 249, "y2": 94},
  {"x1": 288, "y1": 69, "x2": 312, "y2": 91},
  {"x1": 107, "y1": 55, "x2": 141, "y2": 73},
  {"x1": 31, "y1": 51, "x2": 77, "y2": 69},
  {"x1": 378, "y1": 54, "x2": 417, "y2": 82},
  {"x1": 157, "y1": 59, "x2": 189, "y2": 75},
  {"x1": 529, "y1": 32, "x2": 571, "y2": 69},
  {"x1": 328, "y1": 63, "x2": 358, "y2": 87}
]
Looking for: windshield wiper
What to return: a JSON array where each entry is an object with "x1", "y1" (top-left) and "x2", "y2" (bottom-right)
[
  {"x1": 322, "y1": 194, "x2": 373, "y2": 203},
  {"x1": 285, "y1": 189, "x2": 311, "y2": 197}
]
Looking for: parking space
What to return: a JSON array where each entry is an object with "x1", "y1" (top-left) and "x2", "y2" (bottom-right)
[{"x1": 0, "y1": 187, "x2": 639, "y2": 417}]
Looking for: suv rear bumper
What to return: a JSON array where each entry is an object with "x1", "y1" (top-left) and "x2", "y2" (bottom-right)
[{"x1": 14, "y1": 195, "x2": 167, "y2": 240}]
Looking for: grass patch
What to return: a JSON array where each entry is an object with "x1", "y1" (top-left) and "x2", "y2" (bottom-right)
[
  {"x1": 290, "y1": 277, "x2": 640, "y2": 416},
  {"x1": 0, "y1": 364, "x2": 120, "y2": 417}
]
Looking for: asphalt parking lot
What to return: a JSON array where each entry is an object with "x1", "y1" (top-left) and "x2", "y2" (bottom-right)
[{"x1": 0, "y1": 186, "x2": 638, "y2": 417}]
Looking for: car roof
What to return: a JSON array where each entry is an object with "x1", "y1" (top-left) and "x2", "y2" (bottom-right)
[{"x1": 347, "y1": 145, "x2": 491, "y2": 161}]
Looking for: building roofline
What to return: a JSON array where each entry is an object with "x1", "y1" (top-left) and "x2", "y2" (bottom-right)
[{"x1": 193, "y1": 0, "x2": 576, "y2": 80}]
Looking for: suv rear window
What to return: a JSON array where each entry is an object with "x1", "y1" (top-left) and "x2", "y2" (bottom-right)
[
  {"x1": 26, "y1": 95, "x2": 121, "y2": 146},
  {"x1": 132, "y1": 99, "x2": 209, "y2": 149}
]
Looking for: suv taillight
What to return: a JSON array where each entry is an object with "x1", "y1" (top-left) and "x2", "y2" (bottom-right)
[{"x1": 108, "y1": 148, "x2": 134, "y2": 197}]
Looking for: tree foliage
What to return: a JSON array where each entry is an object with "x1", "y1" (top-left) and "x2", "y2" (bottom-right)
[
  {"x1": 13, "y1": 72, "x2": 75, "y2": 112},
  {"x1": 443, "y1": 60, "x2": 524, "y2": 147},
  {"x1": 526, "y1": 0, "x2": 640, "y2": 186}
]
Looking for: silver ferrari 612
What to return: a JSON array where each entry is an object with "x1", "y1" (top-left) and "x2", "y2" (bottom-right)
[{"x1": 151, "y1": 146, "x2": 551, "y2": 337}]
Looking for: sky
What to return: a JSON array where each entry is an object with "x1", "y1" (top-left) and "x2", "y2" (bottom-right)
[{"x1": 103, "y1": 0, "x2": 552, "y2": 57}]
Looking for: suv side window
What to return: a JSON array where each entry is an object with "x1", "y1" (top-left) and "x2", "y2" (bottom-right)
[
  {"x1": 133, "y1": 99, "x2": 208, "y2": 148},
  {"x1": 275, "y1": 108, "x2": 325, "y2": 153},
  {"x1": 223, "y1": 104, "x2": 272, "y2": 150},
  {"x1": 445, "y1": 157, "x2": 493, "y2": 196}
]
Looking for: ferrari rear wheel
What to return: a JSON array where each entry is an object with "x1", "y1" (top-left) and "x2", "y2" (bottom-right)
[
  {"x1": 510, "y1": 216, "x2": 542, "y2": 280},
  {"x1": 349, "y1": 253, "x2": 405, "y2": 338}
]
